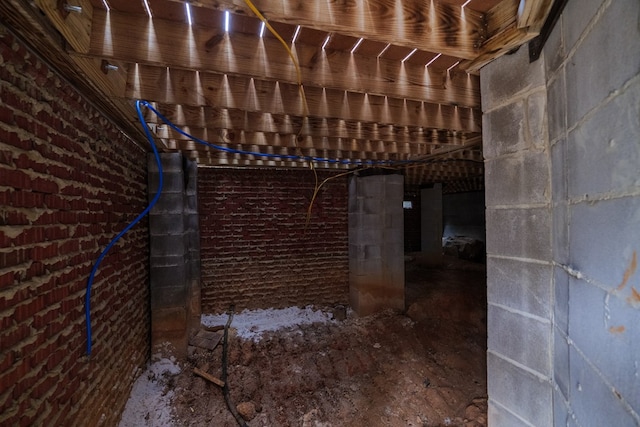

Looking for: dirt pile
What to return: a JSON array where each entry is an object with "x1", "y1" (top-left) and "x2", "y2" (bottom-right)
[
  {"x1": 122, "y1": 259, "x2": 487, "y2": 426},
  {"x1": 169, "y1": 308, "x2": 486, "y2": 427}
]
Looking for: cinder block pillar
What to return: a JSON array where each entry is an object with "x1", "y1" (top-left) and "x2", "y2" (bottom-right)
[
  {"x1": 148, "y1": 153, "x2": 201, "y2": 356},
  {"x1": 420, "y1": 184, "x2": 443, "y2": 265},
  {"x1": 348, "y1": 172, "x2": 405, "y2": 316},
  {"x1": 183, "y1": 157, "x2": 202, "y2": 330},
  {"x1": 482, "y1": 45, "x2": 553, "y2": 427}
]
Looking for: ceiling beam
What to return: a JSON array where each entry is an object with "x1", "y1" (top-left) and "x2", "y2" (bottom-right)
[
  {"x1": 142, "y1": 103, "x2": 478, "y2": 145},
  {"x1": 0, "y1": 0, "x2": 150, "y2": 149},
  {"x1": 34, "y1": 0, "x2": 93, "y2": 53},
  {"x1": 126, "y1": 65, "x2": 481, "y2": 132},
  {"x1": 461, "y1": 0, "x2": 556, "y2": 72},
  {"x1": 164, "y1": 138, "x2": 435, "y2": 157},
  {"x1": 87, "y1": 10, "x2": 480, "y2": 108},
  {"x1": 165, "y1": 0, "x2": 485, "y2": 60},
  {"x1": 192, "y1": 154, "x2": 352, "y2": 169},
  {"x1": 181, "y1": 145, "x2": 484, "y2": 176},
  {"x1": 153, "y1": 128, "x2": 469, "y2": 157},
  {"x1": 155, "y1": 126, "x2": 478, "y2": 148},
  {"x1": 517, "y1": 0, "x2": 555, "y2": 33}
]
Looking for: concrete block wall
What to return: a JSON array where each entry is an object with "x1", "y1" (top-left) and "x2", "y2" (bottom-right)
[
  {"x1": 198, "y1": 168, "x2": 348, "y2": 313},
  {"x1": 148, "y1": 153, "x2": 201, "y2": 355},
  {"x1": 482, "y1": 0, "x2": 640, "y2": 425},
  {"x1": 0, "y1": 29, "x2": 150, "y2": 426},
  {"x1": 546, "y1": 0, "x2": 640, "y2": 425},
  {"x1": 349, "y1": 173, "x2": 404, "y2": 315},
  {"x1": 183, "y1": 157, "x2": 202, "y2": 327},
  {"x1": 482, "y1": 42, "x2": 554, "y2": 426}
]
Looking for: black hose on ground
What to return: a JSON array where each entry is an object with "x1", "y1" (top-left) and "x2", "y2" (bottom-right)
[{"x1": 221, "y1": 306, "x2": 248, "y2": 427}]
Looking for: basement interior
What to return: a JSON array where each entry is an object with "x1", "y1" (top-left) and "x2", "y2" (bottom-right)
[{"x1": 1, "y1": 0, "x2": 639, "y2": 426}]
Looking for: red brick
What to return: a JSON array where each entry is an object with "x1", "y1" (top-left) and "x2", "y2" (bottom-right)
[
  {"x1": 0, "y1": 103, "x2": 15, "y2": 124},
  {"x1": 17, "y1": 409, "x2": 36, "y2": 427},
  {"x1": 43, "y1": 194, "x2": 67, "y2": 210},
  {"x1": 10, "y1": 190, "x2": 44, "y2": 208},
  {"x1": 0, "y1": 351, "x2": 15, "y2": 376},
  {"x1": 199, "y1": 168, "x2": 348, "y2": 312},
  {"x1": 0, "y1": 169, "x2": 31, "y2": 189},
  {"x1": 47, "y1": 164, "x2": 71, "y2": 180},
  {"x1": 31, "y1": 177, "x2": 59, "y2": 194},
  {"x1": 0, "y1": 249, "x2": 29, "y2": 269},
  {"x1": 1, "y1": 31, "x2": 150, "y2": 427},
  {"x1": 0, "y1": 323, "x2": 31, "y2": 350},
  {"x1": 44, "y1": 226, "x2": 69, "y2": 241},
  {"x1": 0, "y1": 271, "x2": 16, "y2": 288}
]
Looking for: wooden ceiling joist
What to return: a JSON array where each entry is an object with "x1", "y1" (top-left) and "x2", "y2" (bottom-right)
[
  {"x1": 143, "y1": 104, "x2": 478, "y2": 146},
  {"x1": 6, "y1": 0, "x2": 556, "y2": 190},
  {"x1": 166, "y1": 139, "x2": 418, "y2": 161},
  {"x1": 127, "y1": 66, "x2": 481, "y2": 132},
  {"x1": 87, "y1": 10, "x2": 480, "y2": 109},
  {"x1": 156, "y1": 131, "x2": 455, "y2": 157},
  {"x1": 166, "y1": 0, "x2": 487, "y2": 60},
  {"x1": 517, "y1": 0, "x2": 555, "y2": 33},
  {"x1": 462, "y1": 0, "x2": 555, "y2": 72},
  {"x1": 34, "y1": 0, "x2": 93, "y2": 53},
  {"x1": 153, "y1": 125, "x2": 478, "y2": 149}
]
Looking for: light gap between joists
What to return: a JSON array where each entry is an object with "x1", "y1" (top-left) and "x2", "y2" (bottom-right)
[
  {"x1": 185, "y1": 3, "x2": 193, "y2": 26},
  {"x1": 351, "y1": 38, "x2": 364, "y2": 54},
  {"x1": 377, "y1": 43, "x2": 391, "y2": 58},
  {"x1": 142, "y1": 0, "x2": 152, "y2": 17},
  {"x1": 425, "y1": 53, "x2": 441, "y2": 68},
  {"x1": 321, "y1": 34, "x2": 331, "y2": 50},
  {"x1": 401, "y1": 48, "x2": 418, "y2": 63},
  {"x1": 224, "y1": 10, "x2": 230, "y2": 32},
  {"x1": 292, "y1": 25, "x2": 301, "y2": 43}
]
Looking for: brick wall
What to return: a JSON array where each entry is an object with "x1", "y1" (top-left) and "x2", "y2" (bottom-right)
[
  {"x1": 199, "y1": 168, "x2": 349, "y2": 313},
  {"x1": 0, "y1": 29, "x2": 150, "y2": 426}
]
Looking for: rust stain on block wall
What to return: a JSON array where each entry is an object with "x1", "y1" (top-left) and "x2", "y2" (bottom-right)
[
  {"x1": 626, "y1": 287, "x2": 640, "y2": 308},
  {"x1": 616, "y1": 251, "x2": 637, "y2": 292},
  {"x1": 608, "y1": 325, "x2": 626, "y2": 335}
]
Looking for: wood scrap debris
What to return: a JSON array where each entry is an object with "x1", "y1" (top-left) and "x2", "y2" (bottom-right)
[
  {"x1": 193, "y1": 367, "x2": 225, "y2": 388},
  {"x1": 189, "y1": 329, "x2": 223, "y2": 350}
]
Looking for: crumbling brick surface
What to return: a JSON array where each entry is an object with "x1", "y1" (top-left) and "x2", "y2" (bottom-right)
[
  {"x1": 0, "y1": 31, "x2": 150, "y2": 426},
  {"x1": 199, "y1": 168, "x2": 349, "y2": 313}
]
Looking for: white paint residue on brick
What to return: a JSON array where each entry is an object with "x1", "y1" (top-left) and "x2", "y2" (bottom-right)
[
  {"x1": 118, "y1": 355, "x2": 181, "y2": 427},
  {"x1": 201, "y1": 306, "x2": 335, "y2": 341}
]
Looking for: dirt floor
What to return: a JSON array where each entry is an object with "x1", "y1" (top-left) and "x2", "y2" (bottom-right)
[{"x1": 140, "y1": 256, "x2": 487, "y2": 427}]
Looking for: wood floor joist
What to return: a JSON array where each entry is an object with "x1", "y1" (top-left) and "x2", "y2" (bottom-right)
[
  {"x1": 127, "y1": 66, "x2": 481, "y2": 132},
  {"x1": 6, "y1": 0, "x2": 557, "y2": 189},
  {"x1": 143, "y1": 103, "x2": 479, "y2": 145},
  {"x1": 165, "y1": 0, "x2": 487, "y2": 60},
  {"x1": 87, "y1": 10, "x2": 480, "y2": 109}
]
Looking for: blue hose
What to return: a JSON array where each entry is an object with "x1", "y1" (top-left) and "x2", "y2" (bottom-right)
[
  {"x1": 85, "y1": 100, "x2": 477, "y2": 355},
  {"x1": 141, "y1": 102, "x2": 421, "y2": 166},
  {"x1": 84, "y1": 100, "x2": 163, "y2": 356}
]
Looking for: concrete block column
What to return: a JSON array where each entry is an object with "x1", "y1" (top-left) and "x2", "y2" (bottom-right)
[
  {"x1": 348, "y1": 172, "x2": 405, "y2": 316},
  {"x1": 148, "y1": 153, "x2": 201, "y2": 356},
  {"x1": 482, "y1": 45, "x2": 554, "y2": 427},
  {"x1": 183, "y1": 157, "x2": 202, "y2": 330}
]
